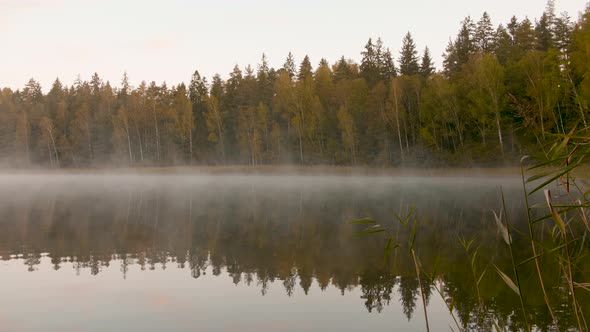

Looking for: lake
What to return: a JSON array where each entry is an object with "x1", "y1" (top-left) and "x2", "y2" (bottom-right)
[{"x1": 0, "y1": 173, "x2": 586, "y2": 331}]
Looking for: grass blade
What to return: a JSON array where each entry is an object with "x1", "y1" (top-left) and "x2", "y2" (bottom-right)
[
  {"x1": 349, "y1": 218, "x2": 377, "y2": 224},
  {"x1": 544, "y1": 190, "x2": 566, "y2": 234},
  {"x1": 493, "y1": 210, "x2": 511, "y2": 245},
  {"x1": 529, "y1": 163, "x2": 578, "y2": 195},
  {"x1": 355, "y1": 228, "x2": 385, "y2": 237},
  {"x1": 495, "y1": 266, "x2": 520, "y2": 296}
]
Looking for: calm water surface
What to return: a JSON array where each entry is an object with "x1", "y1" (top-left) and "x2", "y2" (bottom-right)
[{"x1": 0, "y1": 173, "x2": 585, "y2": 331}]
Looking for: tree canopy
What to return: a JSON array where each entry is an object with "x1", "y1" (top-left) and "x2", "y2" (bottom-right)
[{"x1": 0, "y1": 1, "x2": 586, "y2": 168}]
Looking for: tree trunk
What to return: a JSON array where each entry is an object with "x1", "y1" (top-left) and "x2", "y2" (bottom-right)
[
  {"x1": 86, "y1": 123, "x2": 93, "y2": 161},
  {"x1": 393, "y1": 85, "x2": 404, "y2": 161},
  {"x1": 298, "y1": 125, "x2": 304, "y2": 164},
  {"x1": 153, "y1": 102, "x2": 160, "y2": 163},
  {"x1": 496, "y1": 114, "x2": 504, "y2": 157},
  {"x1": 47, "y1": 143, "x2": 54, "y2": 167},
  {"x1": 125, "y1": 121, "x2": 133, "y2": 164},
  {"x1": 136, "y1": 126, "x2": 144, "y2": 162},
  {"x1": 49, "y1": 128, "x2": 60, "y2": 168},
  {"x1": 189, "y1": 129, "x2": 193, "y2": 165}
]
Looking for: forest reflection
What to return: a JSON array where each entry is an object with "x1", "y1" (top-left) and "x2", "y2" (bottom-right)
[{"x1": 0, "y1": 174, "x2": 586, "y2": 331}]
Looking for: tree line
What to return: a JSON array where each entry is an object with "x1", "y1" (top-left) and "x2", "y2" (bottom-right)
[{"x1": 1, "y1": 1, "x2": 588, "y2": 168}]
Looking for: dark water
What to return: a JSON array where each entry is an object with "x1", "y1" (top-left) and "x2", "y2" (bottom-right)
[{"x1": 0, "y1": 174, "x2": 586, "y2": 331}]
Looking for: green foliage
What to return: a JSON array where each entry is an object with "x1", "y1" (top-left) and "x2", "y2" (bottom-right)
[
  {"x1": 398, "y1": 32, "x2": 420, "y2": 76},
  {"x1": 0, "y1": 3, "x2": 589, "y2": 168}
]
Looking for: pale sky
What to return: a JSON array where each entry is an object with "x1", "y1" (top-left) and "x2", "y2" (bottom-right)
[{"x1": 0, "y1": 0, "x2": 586, "y2": 91}]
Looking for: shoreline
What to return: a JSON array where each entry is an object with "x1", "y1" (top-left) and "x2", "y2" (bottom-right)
[
  {"x1": 0, "y1": 165, "x2": 590, "y2": 179},
  {"x1": 0, "y1": 165, "x2": 525, "y2": 177}
]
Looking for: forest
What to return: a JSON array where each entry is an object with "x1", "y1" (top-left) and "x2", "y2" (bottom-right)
[{"x1": 1, "y1": 1, "x2": 589, "y2": 168}]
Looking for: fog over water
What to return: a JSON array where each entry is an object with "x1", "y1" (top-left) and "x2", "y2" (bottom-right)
[{"x1": 0, "y1": 172, "x2": 584, "y2": 331}]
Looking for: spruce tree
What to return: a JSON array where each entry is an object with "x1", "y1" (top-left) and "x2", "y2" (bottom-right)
[
  {"x1": 475, "y1": 12, "x2": 495, "y2": 52},
  {"x1": 554, "y1": 13, "x2": 573, "y2": 54},
  {"x1": 443, "y1": 39, "x2": 459, "y2": 78},
  {"x1": 515, "y1": 18, "x2": 536, "y2": 52},
  {"x1": 494, "y1": 24, "x2": 513, "y2": 64},
  {"x1": 455, "y1": 17, "x2": 477, "y2": 64},
  {"x1": 381, "y1": 48, "x2": 397, "y2": 79},
  {"x1": 283, "y1": 52, "x2": 297, "y2": 79},
  {"x1": 536, "y1": 13, "x2": 554, "y2": 50},
  {"x1": 360, "y1": 38, "x2": 380, "y2": 85},
  {"x1": 210, "y1": 74, "x2": 224, "y2": 100},
  {"x1": 257, "y1": 54, "x2": 273, "y2": 105},
  {"x1": 333, "y1": 56, "x2": 353, "y2": 82},
  {"x1": 189, "y1": 70, "x2": 208, "y2": 109},
  {"x1": 298, "y1": 55, "x2": 313, "y2": 81},
  {"x1": 398, "y1": 32, "x2": 420, "y2": 76},
  {"x1": 507, "y1": 16, "x2": 519, "y2": 43},
  {"x1": 420, "y1": 47, "x2": 435, "y2": 77}
]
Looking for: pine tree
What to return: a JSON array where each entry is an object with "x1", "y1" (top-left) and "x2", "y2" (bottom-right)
[
  {"x1": 283, "y1": 52, "x2": 297, "y2": 79},
  {"x1": 443, "y1": 39, "x2": 459, "y2": 78},
  {"x1": 455, "y1": 17, "x2": 477, "y2": 63},
  {"x1": 90, "y1": 73, "x2": 102, "y2": 95},
  {"x1": 298, "y1": 55, "x2": 313, "y2": 81},
  {"x1": 554, "y1": 13, "x2": 573, "y2": 54},
  {"x1": 375, "y1": 38, "x2": 385, "y2": 76},
  {"x1": 119, "y1": 72, "x2": 130, "y2": 98},
  {"x1": 536, "y1": 13, "x2": 554, "y2": 50},
  {"x1": 475, "y1": 12, "x2": 495, "y2": 52},
  {"x1": 381, "y1": 48, "x2": 397, "y2": 79},
  {"x1": 227, "y1": 65, "x2": 243, "y2": 100},
  {"x1": 189, "y1": 70, "x2": 208, "y2": 109},
  {"x1": 210, "y1": 74, "x2": 224, "y2": 100},
  {"x1": 334, "y1": 56, "x2": 353, "y2": 82},
  {"x1": 360, "y1": 38, "x2": 380, "y2": 85},
  {"x1": 257, "y1": 54, "x2": 274, "y2": 105},
  {"x1": 188, "y1": 70, "x2": 209, "y2": 161},
  {"x1": 420, "y1": 47, "x2": 435, "y2": 76},
  {"x1": 398, "y1": 32, "x2": 420, "y2": 76},
  {"x1": 507, "y1": 16, "x2": 519, "y2": 43},
  {"x1": 515, "y1": 18, "x2": 536, "y2": 52},
  {"x1": 494, "y1": 24, "x2": 513, "y2": 64}
]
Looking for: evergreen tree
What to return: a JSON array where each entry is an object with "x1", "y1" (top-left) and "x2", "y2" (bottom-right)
[
  {"x1": 188, "y1": 70, "x2": 209, "y2": 157},
  {"x1": 189, "y1": 70, "x2": 208, "y2": 109},
  {"x1": 360, "y1": 38, "x2": 380, "y2": 85},
  {"x1": 475, "y1": 12, "x2": 495, "y2": 52},
  {"x1": 455, "y1": 17, "x2": 477, "y2": 62},
  {"x1": 334, "y1": 56, "x2": 354, "y2": 82},
  {"x1": 282, "y1": 52, "x2": 297, "y2": 79},
  {"x1": 554, "y1": 13, "x2": 573, "y2": 54},
  {"x1": 443, "y1": 39, "x2": 459, "y2": 78},
  {"x1": 90, "y1": 73, "x2": 102, "y2": 95},
  {"x1": 494, "y1": 24, "x2": 514, "y2": 64},
  {"x1": 398, "y1": 32, "x2": 420, "y2": 76},
  {"x1": 444, "y1": 17, "x2": 476, "y2": 78},
  {"x1": 210, "y1": 74, "x2": 224, "y2": 100},
  {"x1": 381, "y1": 48, "x2": 397, "y2": 79},
  {"x1": 119, "y1": 72, "x2": 130, "y2": 99},
  {"x1": 536, "y1": 12, "x2": 555, "y2": 50},
  {"x1": 420, "y1": 47, "x2": 435, "y2": 77},
  {"x1": 257, "y1": 54, "x2": 274, "y2": 105},
  {"x1": 298, "y1": 55, "x2": 313, "y2": 81},
  {"x1": 507, "y1": 16, "x2": 519, "y2": 43},
  {"x1": 515, "y1": 18, "x2": 536, "y2": 52}
]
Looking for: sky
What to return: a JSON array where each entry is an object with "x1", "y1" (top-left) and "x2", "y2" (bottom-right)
[{"x1": 0, "y1": 0, "x2": 586, "y2": 91}]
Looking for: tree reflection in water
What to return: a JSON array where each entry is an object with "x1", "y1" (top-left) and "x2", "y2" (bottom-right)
[{"x1": 0, "y1": 174, "x2": 587, "y2": 331}]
